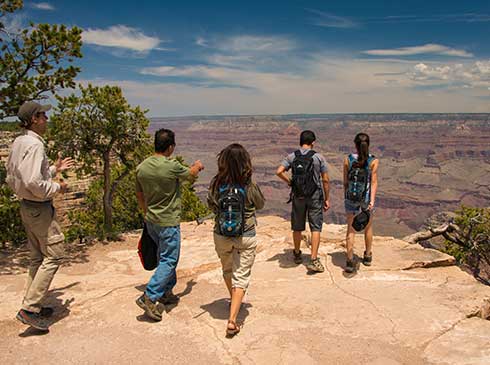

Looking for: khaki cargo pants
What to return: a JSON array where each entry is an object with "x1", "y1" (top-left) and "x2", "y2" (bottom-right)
[
  {"x1": 213, "y1": 233, "x2": 258, "y2": 289},
  {"x1": 20, "y1": 200, "x2": 65, "y2": 313}
]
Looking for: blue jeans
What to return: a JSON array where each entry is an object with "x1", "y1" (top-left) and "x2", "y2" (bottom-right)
[{"x1": 145, "y1": 222, "x2": 181, "y2": 302}]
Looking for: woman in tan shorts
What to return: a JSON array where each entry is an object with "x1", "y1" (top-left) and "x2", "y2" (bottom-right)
[{"x1": 207, "y1": 143, "x2": 265, "y2": 337}]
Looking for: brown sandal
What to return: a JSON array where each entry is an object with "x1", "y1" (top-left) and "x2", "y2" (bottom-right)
[{"x1": 226, "y1": 320, "x2": 241, "y2": 337}]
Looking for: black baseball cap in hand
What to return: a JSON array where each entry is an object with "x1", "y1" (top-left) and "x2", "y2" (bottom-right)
[{"x1": 352, "y1": 210, "x2": 371, "y2": 232}]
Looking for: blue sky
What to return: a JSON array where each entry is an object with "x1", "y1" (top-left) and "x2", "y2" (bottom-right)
[{"x1": 7, "y1": 0, "x2": 490, "y2": 115}]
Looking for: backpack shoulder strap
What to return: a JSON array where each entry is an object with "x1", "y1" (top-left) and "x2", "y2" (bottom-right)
[
  {"x1": 294, "y1": 150, "x2": 301, "y2": 158},
  {"x1": 218, "y1": 183, "x2": 231, "y2": 194},
  {"x1": 305, "y1": 149, "x2": 316, "y2": 158},
  {"x1": 347, "y1": 154, "x2": 356, "y2": 170},
  {"x1": 237, "y1": 185, "x2": 246, "y2": 197}
]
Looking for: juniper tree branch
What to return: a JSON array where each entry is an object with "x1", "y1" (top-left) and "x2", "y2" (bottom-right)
[{"x1": 403, "y1": 224, "x2": 450, "y2": 244}]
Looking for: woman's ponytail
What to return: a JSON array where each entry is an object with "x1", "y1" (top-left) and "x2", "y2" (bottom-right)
[{"x1": 354, "y1": 133, "x2": 370, "y2": 167}]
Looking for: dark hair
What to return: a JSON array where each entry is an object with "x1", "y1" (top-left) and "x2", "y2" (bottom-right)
[
  {"x1": 19, "y1": 117, "x2": 32, "y2": 129},
  {"x1": 354, "y1": 133, "x2": 370, "y2": 167},
  {"x1": 211, "y1": 143, "x2": 252, "y2": 192},
  {"x1": 154, "y1": 128, "x2": 175, "y2": 153},
  {"x1": 300, "y1": 130, "x2": 316, "y2": 146},
  {"x1": 19, "y1": 111, "x2": 45, "y2": 129}
]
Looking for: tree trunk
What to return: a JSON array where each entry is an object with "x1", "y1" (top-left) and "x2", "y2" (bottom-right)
[
  {"x1": 102, "y1": 151, "x2": 113, "y2": 236},
  {"x1": 403, "y1": 224, "x2": 450, "y2": 244}
]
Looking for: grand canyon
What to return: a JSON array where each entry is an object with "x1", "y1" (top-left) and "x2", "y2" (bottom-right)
[
  {"x1": 1, "y1": 114, "x2": 489, "y2": 238},
  {"x1": 148, "y1": 114, "x2": 490, "y2": 238}
]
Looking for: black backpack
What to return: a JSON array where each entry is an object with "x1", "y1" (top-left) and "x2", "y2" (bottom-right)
[
  {"x1": 218, "y1": 185, "x2": 246, "y2": 237},
  {"x1": 291, "y1": 150, "x2": 317, "y2": 198}
]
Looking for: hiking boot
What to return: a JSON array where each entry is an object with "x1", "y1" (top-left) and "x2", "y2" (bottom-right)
[
  {"x1": 16, "y1": 309, "x2": 49, "y2": 331},
  {"x1": 363, "y1": 251, "x2": 372, "y2": 266},
  {"x1": 135, "y1": 294, "x2": 163, "y2": 321},
  {"x1": 40, "y1": 307, "x2": 54, "y2": 318},
  {"x1": 306, "y1": 258, "x2": 325, "y2": 273},
  {"x1": 345, "y1": 259, "x2": 356, "y2": 274},
  {"x1": 293, "y1": 249, "x2": 303, "y2": 264},
  {"x1": 159, "y1": 290, "x2": 180, "y2": 305}
]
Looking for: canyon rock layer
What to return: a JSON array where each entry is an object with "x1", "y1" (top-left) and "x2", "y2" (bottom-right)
[{"x1": 149, "y1": 114, "x2": 490, "y2": 237}]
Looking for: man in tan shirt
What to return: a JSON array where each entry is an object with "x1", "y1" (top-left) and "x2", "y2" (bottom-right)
[{"x1": 6, "y1": 101, "x2": 74, "y2": 331}]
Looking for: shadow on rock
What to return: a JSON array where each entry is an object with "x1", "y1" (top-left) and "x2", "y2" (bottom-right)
[
  {"x1": 18, "y1": 281, "x2": 79, "y2": 337},
  {"x1": 176, "y1": 279, "x2": 197, "y2": 299},
  {"x1": 267, "y1": 249, "x2": 306, "y2": 269},
  {"x1": 0, "y1": 241, "x2": 93, "y2": 275},
  {"x1": 134, "y1": 279, "x2": 197, "y2": 299},
  {"x1": 199, "y1": 298, "x2": 252, "y2": 323},
  {"x1": 18, "y1": 327, "x2": 50, "y2": 337},
  {"x1": 328, "y1": 252, "x2": 360, "y2": 278},
  {"x1": 135, "y1": 284, "x2": 146, "y2": 292},
  {"x1": 134, "y1": 279, "x2": 197, "y2": 316},
  {"x1": 136, "y1": 314, "x2": 160, "y2": 323}
]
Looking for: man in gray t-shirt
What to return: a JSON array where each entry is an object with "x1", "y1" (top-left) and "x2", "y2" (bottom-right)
[{"x1": 276, "y1": 130, "x2": 330, "y2": 273}]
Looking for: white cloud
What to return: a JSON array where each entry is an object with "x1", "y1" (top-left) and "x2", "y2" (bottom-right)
[
  {"x1": 31, "y1": 2, "x2": 55, "y2": 11},
  {"x1": 140, "y1": 66, "x2": 206, "y2": 77},
  {"x1": 140, "y1": 65, "x2": 298, "y2": 91},
  {"x1": 195, "y1": 37, "x2": 208, "y2": 47},
  {"x1": 363, "y1": 44, "x2": 473, "y2": 58},
  {"x1": 2, "y1": 13, "x2": 26, "y2": 33},
  {"x1": 198, "y1": 35, "x2": 298, "y2": 71},
  {"x1": 219, "y1": 35, "x2": 296, "y2": 53},
  {"x1": 307, "y1": 9, "x2": 359, "y2": 28},
  {"x1": 409, "y1": 61, "x2": 490, "y2": 88},
  {"x1": 208, "y1": 54, "x2": 254, "y2": 66},
  {"x1": 82, "y1": 25, "x2": 161, "y2": 52},
  {"x1": 372, "y1": 13, "x2": 490, "y2": 24},
  {"x1": 91, "y1": 56, "x2": 488, "y2": 116},
  {"x1": 79, "y1": 66, "x2": 490, "y2": 116}
]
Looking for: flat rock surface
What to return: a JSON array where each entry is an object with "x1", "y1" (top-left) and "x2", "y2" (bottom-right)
[{"x1": 0, "y1": 216, "x2": 489, "y2": 364}]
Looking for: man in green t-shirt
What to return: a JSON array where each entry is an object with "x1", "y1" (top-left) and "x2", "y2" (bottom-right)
[{"x1": 135, "y1": 128, "x2": 204, "y2": 321}]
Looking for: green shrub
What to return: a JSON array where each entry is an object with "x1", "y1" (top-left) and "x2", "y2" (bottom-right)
[
  {"x1": 0, "y1": 162, "x2": 26, "y2": 247},
  {"x1": 0, "y1": 122, "x2": 20, "y2": 132},
  {"x1": 65, "y1": 157, "x2": 210, "y2": 243},
  {"x1": 442, "y1": 206, "x2": 490, "y2": 282},
  {"x1": 65, "y1": 167, "x2": 143, "y2": 242}
]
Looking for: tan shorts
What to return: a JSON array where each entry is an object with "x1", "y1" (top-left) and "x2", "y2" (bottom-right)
[{"x1": 213, "y1": 233, "x2": 258, "y2": 289}]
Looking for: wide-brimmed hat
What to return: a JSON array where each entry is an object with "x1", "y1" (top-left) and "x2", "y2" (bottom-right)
[{"x1": 17, "y1": 101, "x2": 51, "y2": 127}]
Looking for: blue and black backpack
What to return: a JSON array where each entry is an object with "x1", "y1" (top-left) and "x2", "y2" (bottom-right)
[
  {"x1": 218, "y1": 184, "x2": 246, "y2": 237},
  {"x1": 346, "y1": 154, "x2": 375, "y2": 203}
]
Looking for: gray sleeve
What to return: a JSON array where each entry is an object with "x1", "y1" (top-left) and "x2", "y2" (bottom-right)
[
  {"x1": 281, "y1": 152, "x2": 295, "y2": 171},
  {"x1": 316, "y1": 154, "x2": 328, "y2": 174}
]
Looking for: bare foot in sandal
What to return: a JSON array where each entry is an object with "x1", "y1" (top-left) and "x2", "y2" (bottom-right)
[{"x1": 226, "y1": 320, "x2": 240, "y2": 337}]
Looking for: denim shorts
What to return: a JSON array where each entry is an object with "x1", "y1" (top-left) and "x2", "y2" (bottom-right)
[{"x1": 344, "y1": 199, "x2": 375, "y2": 215}]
